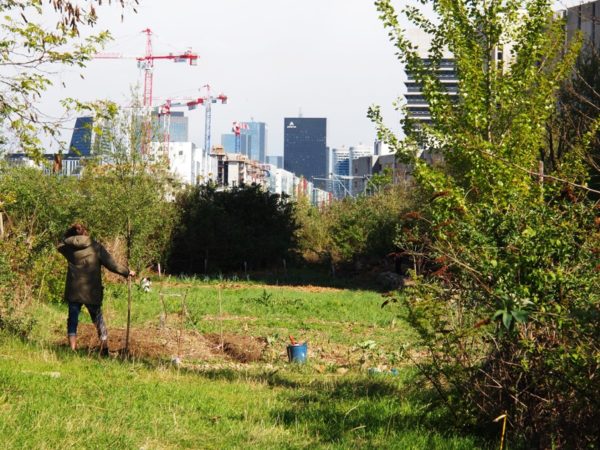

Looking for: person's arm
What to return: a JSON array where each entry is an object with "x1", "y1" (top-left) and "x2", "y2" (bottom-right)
[{"x1": 97, "y1": 243, "x2": 132, "y2": 278}]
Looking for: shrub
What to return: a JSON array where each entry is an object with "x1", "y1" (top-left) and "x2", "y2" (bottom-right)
[
  {"x1": 372, "y1": 0, "x2": 600, "y2": 446},
  {"x1": 168, "y1": 184, "x2": 298, "y2": 273}
]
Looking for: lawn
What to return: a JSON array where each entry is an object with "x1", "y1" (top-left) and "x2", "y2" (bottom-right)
[{"x1": 0, "y1": 275, "x2": 491, "y2": 449}]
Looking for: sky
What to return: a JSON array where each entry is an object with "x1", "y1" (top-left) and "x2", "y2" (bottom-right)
[
  {"x1": 40, "y1": 0, "x2": 588, "y2": 156},
  {"x1": 42, "y1": 0, "x2": 409, "y2": 156}
]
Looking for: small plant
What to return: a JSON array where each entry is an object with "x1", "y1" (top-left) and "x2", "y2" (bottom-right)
[
  {"x1": 252, "y1": 289, "x2": 274, "y2": 308},
  {"x1": 354, "y1": 340, "x2": 378, "y2": 367}
]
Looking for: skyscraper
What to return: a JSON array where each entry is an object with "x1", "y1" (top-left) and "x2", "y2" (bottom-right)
[
  {"x1": 283, "y1": 117, "x2": 327, "y2": 186},
  {"x1": 404, "y1": 58, "x2": 458, "y2": 126},
  {"x1": 266, "y1": 155, "x2": 283, "y2": 169},
  {"x1": 69, "y1": 116, "x2": 94, "y2": 156},
  {"x1": 221, "y1": 133, "x2": 250, "y2": 154},
  {"x1": 243, "y1": 121, "x2": 267, "y2": 163},
  {"x1": 152, "y1": 111, "x2": 189, "y2": 143},
  {"x1": 330, "y1": 145, "x2": 374, "y2": 198}
]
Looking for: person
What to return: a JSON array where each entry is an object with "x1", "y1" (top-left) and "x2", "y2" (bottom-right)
[{"x1": 57, "y1": 223, "x2": 135, "y2": 355}]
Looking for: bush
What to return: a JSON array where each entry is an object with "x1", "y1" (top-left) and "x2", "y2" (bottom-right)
[
  {"x1": 0, "y1": 160, "x2": 177, "y2": 313},
  {"x1": 372, "y1": 0, "x2": 600, "y2": 446},
  {"x1": 295, "y1": 186, "x2": 411, "y2": 268},
  {"x1": 168, "y1": 184, "x2": 298, "y2": 273}
]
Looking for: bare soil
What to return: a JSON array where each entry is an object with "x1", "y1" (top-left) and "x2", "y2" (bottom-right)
[
  {"x1": 205, "y1": 333, "x2": 266, "y2": 363},
  {"x1": 155, "y1": 280, "x2": 343, "y2": 293},
  {"x1": 61, "y1": 324, "x2": 267, "y2": 363}
]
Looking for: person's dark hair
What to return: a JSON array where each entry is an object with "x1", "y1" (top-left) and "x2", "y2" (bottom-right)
[{"x1": 65, "y1": 223, "x2": 89, "y2": 238}]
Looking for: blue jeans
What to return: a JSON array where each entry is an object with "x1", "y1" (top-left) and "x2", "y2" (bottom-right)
[{"x1": 67, "y1": 302, "x2": 108, "y2": 341}]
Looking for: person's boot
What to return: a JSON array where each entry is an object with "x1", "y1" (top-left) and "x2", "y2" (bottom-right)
[
  {"x1": 68, "y1": 335, "x2": 77, "y2": 351},
  {"x1": 99, "y1": 339, "x2": 109, "y2": 357}
]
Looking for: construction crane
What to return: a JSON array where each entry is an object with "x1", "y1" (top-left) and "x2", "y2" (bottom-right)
[
  {"x1": 156, "y1": 86, "x2": 228, "y2": 181},
  {"x1": 94, "y1": 28, "x2": 199, "y2": 108},
  {"x1": 196, "y1": 84, "x2": 227, "y2": 153},
  {"x1": 231, "y1": 121, "x2": 249, "y2": 154},
  {"x1": 156, "y1": 88, "x2": 228, "y2": 152}
]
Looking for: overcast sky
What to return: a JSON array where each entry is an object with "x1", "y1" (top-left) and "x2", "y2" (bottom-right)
[
  {"x1": 41, "y1": 0, "x2": 411, "y2": 156},
  {"x1": 42, "y1": 0, "x2": 586, "y2": 155}
]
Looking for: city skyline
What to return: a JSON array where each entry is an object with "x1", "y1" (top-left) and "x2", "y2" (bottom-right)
[
  {"x1": 38, "y1": 0, "x2": 407, "y2": 157},
  {"x1": 36, "y1": 0, "x2": 583, "y2": 157}
]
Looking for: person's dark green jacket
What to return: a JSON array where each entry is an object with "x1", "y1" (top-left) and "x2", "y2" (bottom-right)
[{"x1": 57, "y1": 236, "x2": 130, "y2": 305}]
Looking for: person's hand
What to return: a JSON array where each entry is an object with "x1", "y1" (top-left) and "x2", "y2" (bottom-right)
[{"x1": 128, "y1": 270, "x2": 136, "y2": 278}]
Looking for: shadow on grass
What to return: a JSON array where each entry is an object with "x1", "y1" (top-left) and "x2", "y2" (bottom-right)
[
  {"x1": 176, "y1": 364, "x2": 492, "y2": 448},
  {"x1": 48, "y1": 341, "x2": 494, "y2": 448},
  {"x1": 270, "y1": 376, "x2": 493, "y2": 448}
]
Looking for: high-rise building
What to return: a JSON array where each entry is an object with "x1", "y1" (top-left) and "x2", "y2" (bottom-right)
[
  {"x1": 266, "y1": 155, "x2": 283, "y2": 169},
  {"x1": 404, "y1": 58, "x2": 459, "y2": 126},
  {"x1": 68, "y1": 116, "x2": 113, "y2": 157},
  {"x1": 152, "y1": 111, "x2": 189, "y2": 143},
  {"x1": 565, "y1": 0, "x2": 600, "y2": 50},
  {"x1": 330, "y1": 145, "x2": 374, "y2": 198},
  {"x1": 69, "y1": 116, "x2": 94, "y2": 156},
  {"x1": 243, "y1": 121, "x2": 267, "y2": 163},
  {"x1": 221, "y1": 133, "x2": 250, "y2": 154},
  {"x1": 283, "y1": 117, "x2": 327, "y2": 187}
]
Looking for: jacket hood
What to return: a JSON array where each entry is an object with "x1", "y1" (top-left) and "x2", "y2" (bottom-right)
[{"x1": 63, "y1": 235, "x2": 93, "y2": 249}]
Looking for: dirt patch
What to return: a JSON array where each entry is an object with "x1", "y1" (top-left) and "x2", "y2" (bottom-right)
[
  {"x1": 62, "y1": 324, "x2": 216, "y2": 361},
  {"x1": 205, "y1": 333, "x2": 266, "y2": 363},
  {"x1": 201, "y1": 314, "x2": 258, "y2": 322},
  {"x1": 60, "y1": 324, "x2": 267, "y2": 363},
  {"x1": 139, "y1": 280, "x2": 344, "y2": 294},
  {"x1": 278, "y1": 284, "x2": 343, "y2": 293}
]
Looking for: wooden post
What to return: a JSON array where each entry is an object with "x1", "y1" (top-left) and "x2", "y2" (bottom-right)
[
  {"x1": 218, "y1": 284, "x2": 224, "y2": 351},
  {"x1": 125, "y1": 276, "x2": 132, "y2": 353},
  {"x1": 124, "y1": 218, "x2": 133, "y2": 355},
  {"x1": 0, "y1": 212, "x2": 4, "y2": 239},
  {"x1": 538, "y1": 160, "x2": 544, "y2": 185}
]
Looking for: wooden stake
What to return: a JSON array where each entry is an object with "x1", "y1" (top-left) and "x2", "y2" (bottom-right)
[
  {"x1": 124, "y1": 217, "x2": 133, "y2": 355},
  {"x1": 125, "y1": 275, "x2": 132, "y2": 353},
  {"x1": 218, "y1": 284, "x2": 224, "y2": 351}
]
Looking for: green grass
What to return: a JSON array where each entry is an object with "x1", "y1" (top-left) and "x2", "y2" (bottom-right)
[
  {"x1": 115, "y1": 280, "x2": 411, "y2": 354},
  {"x1": 0, "y1": 276, "x2": 492, "y2": 449}
]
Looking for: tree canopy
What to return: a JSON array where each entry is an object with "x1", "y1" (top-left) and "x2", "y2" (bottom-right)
[{"x1": 0, "y1": 0, "x2": 136, "y2": 155}]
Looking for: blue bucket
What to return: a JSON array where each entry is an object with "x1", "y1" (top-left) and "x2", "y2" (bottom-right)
[{"x1": 287, "y1": 342, "x2": 308, "y2": 363}]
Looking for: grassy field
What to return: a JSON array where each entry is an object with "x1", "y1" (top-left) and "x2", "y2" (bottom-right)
[{"x1": 0, "y1": 275, "x2": 492, "y2": 449}]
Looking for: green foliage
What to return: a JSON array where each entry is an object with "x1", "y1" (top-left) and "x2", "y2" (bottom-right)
[
  {"x1": 549, "y1": 45, "x2": 600, "y2": 192},
  {"x1": 372, "y1": 0, "x2": 600, "y2": 446},
  {"x1": 169, "y1": 184, "x2": 298, "y2": 273},
  {"x1": 295, "y1": 186, "x2": 411, "y2": 266},
  {"x1": 79, "y1": 107, "x2": 178, "y2": 272},
  {"x1": 0, "y1": 104, "x2": 178, "y2": 309},
  {"x1": 0, "y1": 1, "x2": 134, "y2": 155}
]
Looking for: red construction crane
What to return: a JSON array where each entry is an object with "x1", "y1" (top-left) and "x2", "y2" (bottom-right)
[
  {"x1": 231, "y1": 121, "x2": 249, "y2": 153},
  {"x1": 156, "y1": 87, "x2": 227, "y2": 180},
  {"x1": 157, "y1": 88, "x2": 227, "y2": 148},
  {"x1": 94, "y1": 28, "x2": 199, "y2": 108}
]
